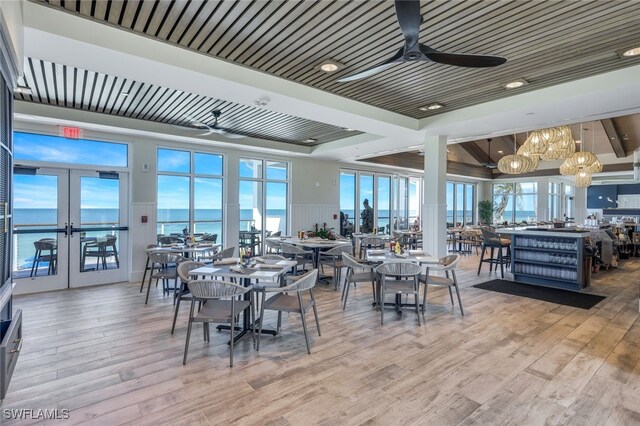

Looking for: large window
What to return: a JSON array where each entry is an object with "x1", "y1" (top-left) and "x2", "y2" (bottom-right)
[
  {"x1": 157, "y1": 148, "x2": 223, "y2": 242},
  {"x1": 493, "y1": 182, "x2": 537, "y2": 224},
  {"x1": 239, "y1": 158, "x2": 288, "y2": 252},
  {"x1": 340, "y1": 169, "x2": 421, "y2": 234},
  {"x1": 445, "y1": 181, "x2": 475, "y2": 227},
  {"x1": 564, "y1": 184, "x2": 575, "y2": 220},
  {"x1": 14, "y1": 132, "x2": 128, "y2": 167},
  {"x1": 548, "y1": 182, "x2": 562, "y2": 220}
]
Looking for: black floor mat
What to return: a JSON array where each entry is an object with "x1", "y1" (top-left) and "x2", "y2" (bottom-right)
[{"x1": 473, "y1": 279, "x2": 606, "y2": 310}]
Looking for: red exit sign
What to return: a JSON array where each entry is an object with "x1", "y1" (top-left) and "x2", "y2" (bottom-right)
[{"x1": 59, "y1": 126, "x2": 83, "y2": 139}]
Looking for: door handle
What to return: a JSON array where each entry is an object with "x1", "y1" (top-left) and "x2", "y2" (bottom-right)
[{"x1": 69, "y1": 223, "x2": 74, "y2": 237}]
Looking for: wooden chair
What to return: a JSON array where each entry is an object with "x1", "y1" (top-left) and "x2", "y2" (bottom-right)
[
  {"x1": 257, "y1": 270, "x2": 320, "y2": 354},
  {"x1": 183, "y1": 280, "x2": 254, "y2": 367}
]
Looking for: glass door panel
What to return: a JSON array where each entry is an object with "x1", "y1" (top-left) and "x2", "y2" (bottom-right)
[
  {"x1": 377, "y1": 176, "x2": 391, "y2": 234},
  {"x1": 69, "y1": 170, "x2": 128, "y2": 287},
  {"x1": 239, "y1": 180, "x2": 263, "y2": 255},
  {"x1": 12, "y1": 168, "x2": 69, "y2": 294},
  {"x1": 265, "y1": 182, "x2": 287, "y2": 236},
  {"x1": 339, "y1": 172, "x2": 356, "y2": 237},
  {"x1": 157, "y1": 175, "x2": 190, "y2": 237},
  {"x1": 397, "y1": 177, "x2": 408, "y2": 229},
  {"x1": 359, "y1": 174, "x2": 374, "y2": 233},
  {"x1": 194, "y1": 177, "x2": 223, "y2": 244}
]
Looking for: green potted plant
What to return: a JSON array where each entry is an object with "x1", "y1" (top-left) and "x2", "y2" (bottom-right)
[{"x1": 478, "y1": 200, "x2": 494, "y2": 225}]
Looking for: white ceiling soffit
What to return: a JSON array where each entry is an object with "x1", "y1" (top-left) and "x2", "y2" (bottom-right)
[{"x1": 21, "y1": 1, "x2": 640, "y2": 161}]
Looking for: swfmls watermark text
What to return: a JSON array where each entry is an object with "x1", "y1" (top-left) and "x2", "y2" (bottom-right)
[{"x1": 2, "y1": 408, "x2": 70, "y2": 420}]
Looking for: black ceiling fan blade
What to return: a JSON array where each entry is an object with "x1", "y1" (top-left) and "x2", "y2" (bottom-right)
[
  {"x1": 422, "y1": 49, "x2": 507, "y2": 68},
  {"x1": 336, "y1": 46, "x2": 405, "y2": 82},
  {"x1": 394, "y1": 0, "x2": 421, "y2": 49}
]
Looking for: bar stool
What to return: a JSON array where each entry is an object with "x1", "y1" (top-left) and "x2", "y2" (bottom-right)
[{"x1": 477, "y1": 228, "x2": 511, "y2": 278}]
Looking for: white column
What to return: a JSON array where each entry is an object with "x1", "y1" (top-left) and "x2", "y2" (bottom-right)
[
  {"x1": 225, "y1": 152, "x2": 240, "y2": 256},
  {"x1": 574, "y1": 187, "x2": 587, "y2": 223},
  {"x1": 422, "y1": 135, "x2": 448, "y2": 258}
]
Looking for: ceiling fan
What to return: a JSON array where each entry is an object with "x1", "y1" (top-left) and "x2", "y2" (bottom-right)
[
  {"x1": 482, "y1": 138, "x2": 498, "y2": 169},
  {"x1": 337, "y1": 0, "x2": 507, "y2": 82},
  {"x1": 175, "y1": 109, "x2": 244, "y2": 139}
]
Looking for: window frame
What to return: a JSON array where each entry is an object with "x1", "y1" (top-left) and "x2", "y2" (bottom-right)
[{"x1": 156, "y1": 147, "x2": 224, "y2": 242}]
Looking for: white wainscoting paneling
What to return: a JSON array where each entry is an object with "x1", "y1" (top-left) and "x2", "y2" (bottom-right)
[
  {"x1": 130, "y1": 202, "x2": 156, "y2": 282},
  {"x1": 618, "y1": 195, "x2": 640, "y2": 208},
  {"x1": 291, "y1": 204, "x2": 339, "y2": 235}
]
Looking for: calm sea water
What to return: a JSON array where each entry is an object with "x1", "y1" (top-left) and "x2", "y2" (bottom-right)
[{"x1": 13, "y1": 208, "x2": 287, "y2": 270}]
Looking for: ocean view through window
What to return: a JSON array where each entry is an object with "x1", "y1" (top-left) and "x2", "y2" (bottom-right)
[{"x1": 157, "y1": 149, "x2": 223, "y2": 243}]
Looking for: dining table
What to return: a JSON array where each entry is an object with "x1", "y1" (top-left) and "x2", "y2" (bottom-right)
[
  {"x1": 365, "y1": 248, "x2": 441, "y2": 314},
  {"x1": 189, "y1": 259, "x2": 297, "y2": 343}
]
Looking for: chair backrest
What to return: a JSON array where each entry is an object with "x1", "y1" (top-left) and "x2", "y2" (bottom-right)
[
  {"x1": 342, "y1": 252, "x2": 367, "y2": 269},
  {"x1": 375, "y1": 261, "x2": 421, "y2": 277},
  {"x1": 215, "y1": 246, "x2": 235, "y2": 260},
  {"x1": 480, "y1": 228, "x2": 501, "y2": 244},
  {"x1": 362, "y1": 236, "x2": 386, "y2": 247},
  {"x1": 34, "y1": 240, "x2": 55, "y2": 250},
  {"x1": 158, "y1": 236, "x2": 184, "y2": 245},
  {"x1": 148, "y1": 251, "x2": 184, "y2": 264},
  {"x1": 280, "y1": 269, "x2": 318, "y2": 293},
  {"x1": 145, "y1": 243, "x2": 158, "y2": 250},
  {"x1": 322, "y1": 244, "x2": 353, "y2": 256},
  {"x1": 438, "y1": 254, "x2": 460, "y2": 270},
  {"x1": 271, "y1": 231, "x2": 282, "y2": 237},
  {"x1": 106, "y1": 235, "x2": 117, "y2": 245},
  {"x1": 280, "y1": 242, "x2": 307, "y2": 255},
  {"x1": 201, "y1": 233, "x2": 218, "y2": 243},
  {"x1": 177, "y1": 261, "x2": 205, "y2": 283},
  {"x1": 266, "y1": 240, "x2": 281, "y2": 250},
  {"x1": 188, "y1": 280, "x2": 251, "y2": 300}
]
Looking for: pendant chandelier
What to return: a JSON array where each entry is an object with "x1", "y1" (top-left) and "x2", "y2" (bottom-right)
[
  {"x1": 575, "y1": 170, "x2": 592, "y2": 188},
  {"x1": 541, "y1": 126, "x2": 575, "y2": 160},
  {"x1": 524, "y1": 129, "x2": 553, "y2": 156},
  {"x1": 498, "y1": 135, "x2": 533, "y2": 174},
  {"x1": 517, "y1": 141, "x2": 539, "y2": 172}
]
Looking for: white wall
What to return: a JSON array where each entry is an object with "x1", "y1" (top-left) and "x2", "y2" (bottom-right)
[{"x1": 0, "y1": 0, "x2": 24, "y2": 83}]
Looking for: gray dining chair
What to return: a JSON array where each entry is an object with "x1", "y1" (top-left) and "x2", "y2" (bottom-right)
[
  {"x1": 359, "y1": 236, "x2": 386, "y2": 259},
  {"x1": 376, "y1": 262, "x2": 422, "y2": 326},
  {"x1": 183, "y1": 280, "x2": 254, "y2": 367},
  {"x1": 319, "y1": 244, "x2": 352, "y2": 290},
  {"x1": 280, "y1": 242, "x2": 314, "y2": 274},
  {"x1": 257, "y1": 269, "x2": 320, "y2": 354},
  {"x1": 172, "y1": 260, "x2": 205, "y2": 334},
  {"x1": 341, "y1": 253, "x2": 376, "y2": 310},
  {"x1": 419, "y1": 254, "x2": 464, "y2": 315},
  {"x1": 200, "y1": 246, "x2": 235, "y2": 263},
  {"x1": 144, "y1": 252, "x2": 184, "y2": 304},
  {"x1": 140, "y1": 244, "x2": 158, "y2": 292}
]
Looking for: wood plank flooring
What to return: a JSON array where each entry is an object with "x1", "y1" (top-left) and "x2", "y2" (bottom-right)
[{"x1": 3, "y1": 254, "x2": 640, "y2": 425}]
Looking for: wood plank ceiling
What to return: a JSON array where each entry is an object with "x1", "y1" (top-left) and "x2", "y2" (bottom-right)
[
  {"x1": 16, "y1": 58, "x2": 360, "y2": 145},
  {"x1": 32, "y1": 0, "x2": 640, "y2": 119}
]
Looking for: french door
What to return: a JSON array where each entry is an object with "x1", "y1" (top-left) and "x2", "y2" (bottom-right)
[{"x1": 12, "y1": 167, "x2": 128, "y2": 294}]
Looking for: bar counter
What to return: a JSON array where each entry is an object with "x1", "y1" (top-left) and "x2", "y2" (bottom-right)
[{"x1": 498, "y1": 226, "x2": 591, "y2": 291}]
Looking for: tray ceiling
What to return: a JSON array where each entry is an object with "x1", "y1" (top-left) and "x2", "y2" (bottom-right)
[
  {"x1": 16, "y1": 58, "x2": 360, "y2": 145},
  {"x1": 33, "y1": 0, "x2": 640, "y2": 119}
]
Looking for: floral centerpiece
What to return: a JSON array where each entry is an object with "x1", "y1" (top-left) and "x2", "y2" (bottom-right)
[{"x1": 307, "y1": 223, "x2": 336, "y2": 240}]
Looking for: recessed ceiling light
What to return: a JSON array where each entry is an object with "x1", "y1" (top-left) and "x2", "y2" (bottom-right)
[
  {"x1": 318, "y1": 60, "x2": 343, "y2": 73},
  {"x1": 14, "y1": 86, "x2": 32, "y2": 95},
  {"x1": 504, "y1": 78, "x2": 528, "y2": 89},
  {"x1": 622, "y1": 47, "x2": 640, "y2": 57},
  {"x1": 497, "y1": 150, "x2": 504, "y2": 154},
  {"x1": 302, "y1": 138, "x2": 318, "y2": 144},
  {"x1": 343, "y1": 128, "x2": 356, "y2": 132},
  {"x1": 575, "y1": 140, "x2": 581, "y2": 144},
  {"x1": 419, "y1": 103, "x2": 444, "y2": 111},
  {"x1": 120, "y1": 92, "x2": 129, "y2": 97}
]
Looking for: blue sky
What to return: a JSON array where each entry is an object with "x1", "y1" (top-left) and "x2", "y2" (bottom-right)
[{"x1": 14, "y1": 132, "x2": 128, "y2": 167}]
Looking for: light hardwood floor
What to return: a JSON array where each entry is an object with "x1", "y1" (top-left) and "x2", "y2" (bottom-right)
[{"x1": 3, "y1": 254, "x2": 640, "y2": 425}]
